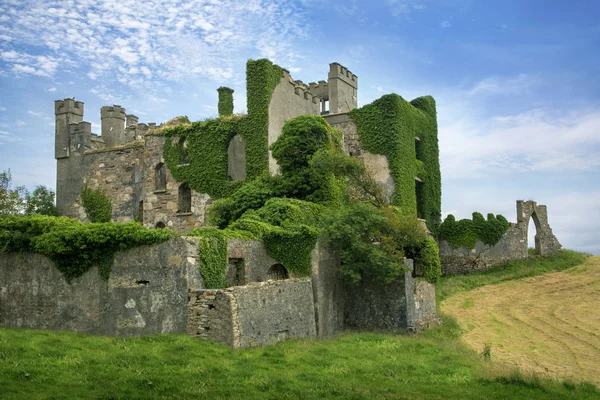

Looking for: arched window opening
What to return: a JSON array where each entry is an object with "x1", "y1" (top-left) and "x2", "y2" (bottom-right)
[
  {"x1": 528, "y1": 213, "x2": 542, "y2": 256},
  {"x1": 267, "y1": 263, "x2": 289, "y2": 281},
  {"x1": 155, "y1": 163, "x2": 166, "y2": 191},
  {"x1": 227, "y1": 134, "x2": 246, "y2": 181},
  {"x1": 137, "y1": 200, "x2": 144, "y2": 224},
  {"x1": 178, "y1": 183, "x2": 192, "y2": 214},
  {"x1": 179, "y1": 137, "x2": 189, "y2": 164},
  {"x1": 155, "y1": 221, "x2": 166, "y2": 229}
]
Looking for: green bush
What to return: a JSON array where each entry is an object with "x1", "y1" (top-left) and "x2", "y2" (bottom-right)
[
  {"x1": 418, "y1": 237, "x2": 442, "y2": 283},
  {"x1": 0, "y1": 215, "x2": 173, "y2": 282},
  {"x1": 81, "y1": 187, "x2": 112, "y2": 223},
  {"x1": 438, "y1": 213, "x2": 510, "y2": 249}
]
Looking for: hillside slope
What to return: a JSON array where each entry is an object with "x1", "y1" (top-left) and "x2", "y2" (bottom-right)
[{"x1": 442, "y1": 256, "x2": 600, "y2": 385}]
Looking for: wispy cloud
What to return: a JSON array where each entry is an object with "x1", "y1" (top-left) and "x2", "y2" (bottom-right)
[
  {"x1": 468, "y1": 74, "x2": 537, "y2": 96},
  {"x1": 0, "y1": 0, "x2": 308, "y2": 89},
  {"x1": 440, "y1": 21, "x2": 451, "y2": 29},
  {"x1": 27, "y1": 110, "x2": 44, "y2": 118},
  {"x1": 0, "y1": 106, "x2": 6, "y2": 111},
  {"x1": 385, "y1": 0, "x2": 425, "y2": 18},
  {"x1": 439, "y1": 106, "x2": 600, "y2": 179}
]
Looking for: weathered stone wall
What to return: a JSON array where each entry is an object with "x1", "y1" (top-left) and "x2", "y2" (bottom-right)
[
  {"x1": 311, "y1": 238, "x2": 344, "y2": 338},
  {"x1": 344, "y1": 259, "x2": 415, "y2": 332},
  {"x1": 69, "y1": 145, "x2": 145, "y2": 222},
  {"x1": 325, "y1": 113, "x2": 395, "y2": 202},
  {"x1": 187, "y1": 279, "x2": 317, "y2": 348},
  {"x1": 226, "y1": 239, "x2": 278, "y2": 285},
  {"x1": 267, "y1": 70, "x2": 320, "y2": 174},
  {"x1": 411, "y1": 279, "x2": 440, "y2": 331},
  {"x1": 439, "y1": 200, "x2": 562, "y2": 275},
  {"x1": 0, "y1": 237, "x2": 202, "y2": 335},
  {"x1": 142, "y1": 134, "x2": 209, "y2": 232}
]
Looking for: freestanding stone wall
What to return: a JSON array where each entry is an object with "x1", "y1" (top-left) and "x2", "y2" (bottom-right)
[
  {"x1": 0, "y1": 237, "x2": 202, "y2": 335},
  {"x1": 187, "y1": 279, "x2": 317, "y2": 348},
  {"x1": 439, "y1": 200, "x2": 562, "y2": 275}
]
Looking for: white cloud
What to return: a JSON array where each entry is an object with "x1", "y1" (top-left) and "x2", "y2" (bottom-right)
[
  {"x1": 27, "y1": 110, "x2": 44, "y2": 117},
  {"x1": 440, "y1": 21, "x2": 451, "y2": 29},
  {"x1": 385, "y1": 0, "x2": 426, "y2": 18},
  {"x1": 469, "y1": 74, "x2": 536, "y2": 96},
  {"x1": 15, "y1": 120, "x2": 26, "y2": 126},
  {"x1": 0, "y1": 0, "x2": 309, "y2": 89},
  {"x1": 0, "y1": 106, "x2": 6, "y2": 111},
  {"x1": 47, "y1": 87, "x2": 56, "y2": 92},
  {"x1": 0, "y1": 130, "x2": 9, "y2": 135},
  {"x1": 439, "y1": 106, "x2": 600, "y2": 179}
]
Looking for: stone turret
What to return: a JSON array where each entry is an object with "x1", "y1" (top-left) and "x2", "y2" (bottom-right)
[
  {"x1": 55, "y1": 98, "x2": 84, "y2": 159},
  {"x1": 101, "y1": 105, "x2": 126, "y2": 147},
  {"x1": 328, "y1": 62, "x2": 358, "y2": 114}
]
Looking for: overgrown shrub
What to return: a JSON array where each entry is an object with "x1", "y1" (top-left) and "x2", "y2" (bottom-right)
[
  {"x1": 438, "y1": 212, "x2": 510, "y2": 249},
  {"x1": 81, "y1": 187, "x2": 112, "y2": 223},
  {"x1": 0, "y1": 215, "x2": 173, "y2": 282}
]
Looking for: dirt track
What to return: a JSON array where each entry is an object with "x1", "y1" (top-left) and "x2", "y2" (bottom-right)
[{"x1": 442, "y1": 256, "x2": 600, "y2": 385}]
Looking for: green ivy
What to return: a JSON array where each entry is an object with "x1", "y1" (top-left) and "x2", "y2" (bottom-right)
[
  {"x1": 348, "y1": 94, "x2": 441, "y2": 231},
  {"x1": 417, "y1": 237, "x2": 441, "y2": 283},
  {"x1": 0, "y1": 215, "x2": 173, "y2": 282},
  {"x1": 187, "y1": 227, "x2": 256, "y2": 289},
  {"x1": 217, "y1": 86, "x2": 234, "y2": 117},
  {"x1": 81, "y1": 186, "x2": 112, "y2": 223},
  {"x1": 161, "y1": 59, "x2": 282, "y2": 200},
  {"x1": 438, "y1": 212, "x2": 510, "y2": 249}
]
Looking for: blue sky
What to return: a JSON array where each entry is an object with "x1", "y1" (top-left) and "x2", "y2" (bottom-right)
[{"x1": 1, "y1": 0, "x2": 599, "y2": 254}]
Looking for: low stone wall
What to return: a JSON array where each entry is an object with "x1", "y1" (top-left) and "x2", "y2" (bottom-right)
[
  {"x1": 439, "y1": 225, "x2": 527, "y2": 275},
  {"x1": 187, "y1": 278, "x2": 317, "y2": 348},
  {"x1": 411, "y1": 279, "x2": 440, "y2": 331},
  {"x1": 439, "y1": 200, "x2": 562, "y2": 276},
  {"x1": 0, "y1": 237, "x2": 202, "y2": 335},
  {"x1": 344, "y1": 259, "x2": 414, "y2": 332}
]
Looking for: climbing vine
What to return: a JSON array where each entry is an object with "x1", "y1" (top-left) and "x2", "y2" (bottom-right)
[
  {"x1": 217, "y1": 86, "x2": 234, "y2": 117},
  {"x1": 161, "y1": 59, "x2": 282, "y2": 200},
  {"x1": 438, "y1": 212, "x2": 510, "y2": 249},
  {"x1": 0, "y1": 215, "x2": 173, "y2": 282},
  {"x1": 81, "y1": 186, "x2": 112, "y2": 223},
  {"x1": 349, "y1": 94, "x2": 441, "y2": 231}
]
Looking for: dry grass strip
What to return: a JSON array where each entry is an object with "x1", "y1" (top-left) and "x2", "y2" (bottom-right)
[{"x1": 442, "y1": 256, "x2": 600, "y2": 385}]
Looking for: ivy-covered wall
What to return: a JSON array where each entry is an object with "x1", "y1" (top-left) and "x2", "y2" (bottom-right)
[
  {"x1": 161, "y1": 59, "x2": 283, "y2": 200},
  {"x1": 217, "y1": 87, "x2": 234, "y2": 117},
  {"x1": 348, "y1": 94, "x2": 441, "y2": 230}
]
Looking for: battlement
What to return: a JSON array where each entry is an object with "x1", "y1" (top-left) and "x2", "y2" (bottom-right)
[
  {"x1": 69, "y1": 121, "x2": 92, "y2": 135},
  {"x1": 329, "y1": 62, "x2": 358, "y2": 88},
  {"x1": 294, "y1": 86, "x2": 319, "y2": 104},
  {"x1": 126, "y1": 114, "x2": 139, "y2": 127},
  {"x1": 55, "y1": 99, "x2": 84, "y2": 116},
  {"x1": 101, "y1": 105, "x2": 126, "y2": 120},
  {"x1": 308, "y1": 80, "x2": 329, "y2": 100}
]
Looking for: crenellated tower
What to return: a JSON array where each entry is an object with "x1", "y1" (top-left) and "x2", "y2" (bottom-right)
[
  {"x1": 101, "y1": 105, "x2": 126, "y2": 147},
  {"x1": 328, "y1": 63, "x2": 358, "y2": 114}
]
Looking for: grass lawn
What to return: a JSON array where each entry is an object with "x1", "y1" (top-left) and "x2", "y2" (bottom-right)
[
  {"x1": 1, "y1": 319, "x2": 598, "y2": 399},
  {"x1": 1, "y1": 249, "x2": 597, "y2": 399}
]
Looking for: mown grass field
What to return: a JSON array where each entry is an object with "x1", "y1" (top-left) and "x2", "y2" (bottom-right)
[
  {"x1": 442, "y1": 255, "x2": 600, "y2": 386},
  {"x1": 0, "y1": 249, "x2": 597, "y2": 399}
]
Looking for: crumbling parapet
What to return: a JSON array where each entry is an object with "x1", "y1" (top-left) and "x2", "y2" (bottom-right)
[
  {"x1": 439, "y1": 200, "x2": 562, "y2": 275},
  {"x1": 516, "y1": 200, "x2": 562, "y2": 256}
]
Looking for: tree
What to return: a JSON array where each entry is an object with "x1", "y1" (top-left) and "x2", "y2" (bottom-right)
[
  {"x1": 26, "y1": 186, "x2": 59, "y2": 216},
  {"x1": 0, "y1": 169, "x2": 58, "y2": 216},
  {"x1": 0, "y1": 169, "x2": 26, "y2": 216}
]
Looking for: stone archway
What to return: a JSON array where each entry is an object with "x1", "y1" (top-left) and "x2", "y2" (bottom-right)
[
  {"x1": 266, "y1": 264, "x2": 289, "y2": 281},
  {"x1": 516, "y1": 200, "x2": 562, "y2": 257}
]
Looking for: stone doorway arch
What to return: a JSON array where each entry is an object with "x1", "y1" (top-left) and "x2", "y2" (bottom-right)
[{"x1": 516, "y1": 200, "x2": 562, "y2": 257}]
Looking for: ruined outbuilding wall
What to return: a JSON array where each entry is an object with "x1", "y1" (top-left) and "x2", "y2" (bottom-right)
[
  {"x1": 439, "y1": 200, "x2": 562, "y2": 275},
  {"x1": 0, "y1": 237, "x2": 202, "y2": 335},
  {"x1": 343, "y1": 260, "x2": 438, "y2": 332},
  {"x1": 187, "y1": 279, "x2": 317, "y2": 348}
]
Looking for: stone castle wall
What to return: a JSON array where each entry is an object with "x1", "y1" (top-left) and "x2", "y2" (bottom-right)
[{"x1": 439, "y1": 200, "x2": 562, "y2": 275}]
